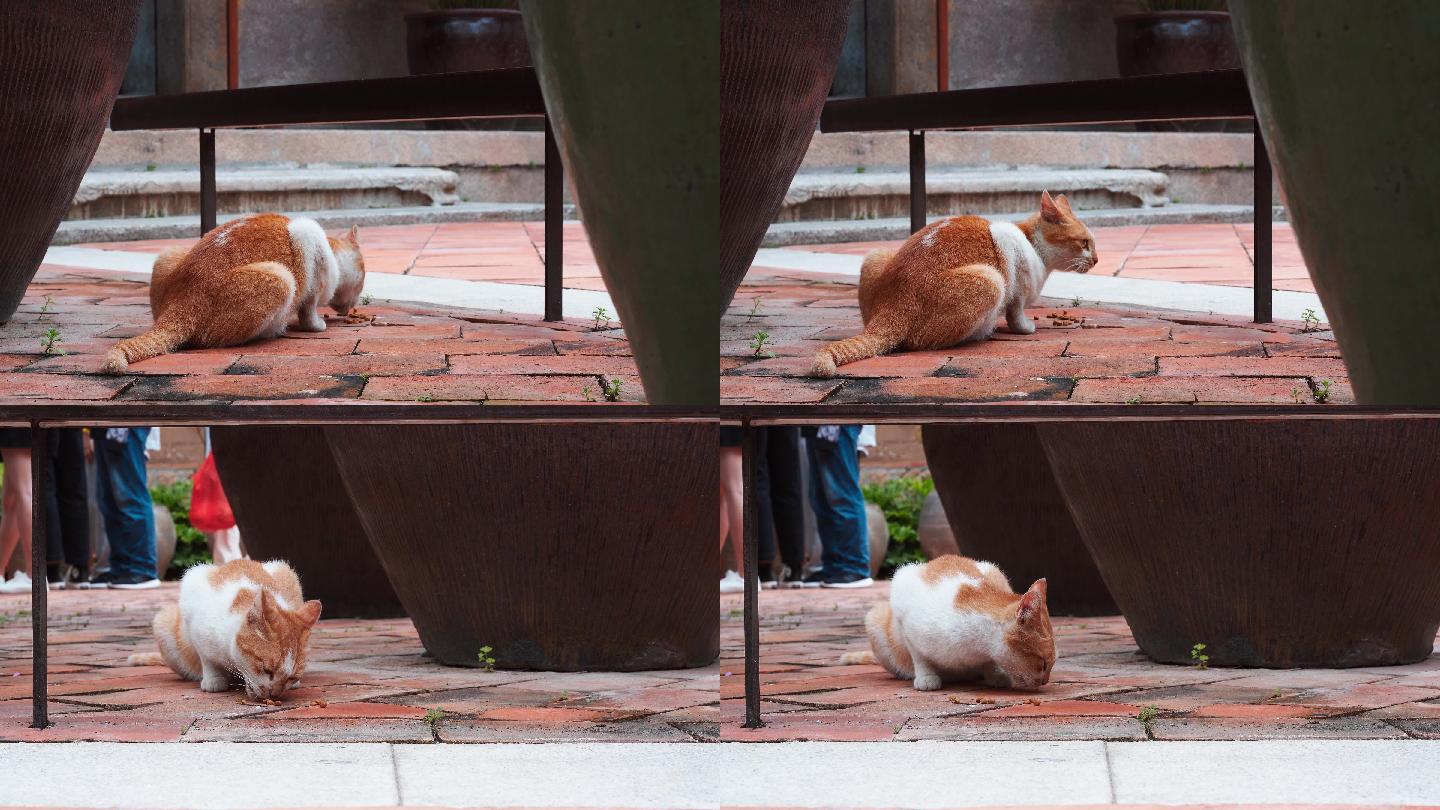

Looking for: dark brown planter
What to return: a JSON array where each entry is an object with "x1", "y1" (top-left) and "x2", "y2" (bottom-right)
[
  {"x1": 916, "y1": 491, "x2": 959, "y2": 561},
  {"x1": 210, "y1": 427, "x2": 405, "y2": 619},
  {"x1": 0, "y1": 1, "x2": 141, "y2": 322},
  {"x1": 1115, "y1": 11, "x2": 1240, "y2": 132},
  {"x1": 720, "y1": 0, "x2": 851, "y2": 313},
  {"x1": 325, "y1": 424, "x2": 718, "y2": 671},
  {"x1": 1038, "y1": 420, "x2": 1440, "y2": 668},
  {"x1": 921, "y1": 425, "x2": 1117, "y2": 617}
]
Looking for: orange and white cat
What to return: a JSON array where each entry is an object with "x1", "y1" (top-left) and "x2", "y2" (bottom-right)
[
  {"x1": 128, "y1": 559, "x2": 322, "y2": 701},
  {"x1": 101, "y1": 213, "x2": 366, "y2": 374},
  {"x1": 843, "y1": 555, "x2": 1055, "y2": 692},
  {"x1": 810, "y1": 191, "x2": 1097, "y2": 376}
]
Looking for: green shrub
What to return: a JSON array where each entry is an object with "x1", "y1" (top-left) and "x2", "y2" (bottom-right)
[
  {"x1": 862, "y1": 474, "x2": 934, "y2": 579},
  {"x1": 149, "y1": 479, "x2": 211, "y2": 580}
]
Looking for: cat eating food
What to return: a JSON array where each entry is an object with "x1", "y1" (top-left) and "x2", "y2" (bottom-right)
[
  {"x1": 128, "y1": 559, "x2": 322, "y2": 701},
  {"x1": 100, "y1": 213, "x2": 366, "y2": 374},
  {"x1": 809, "y1": 191, "x2": 1097, "y2": 377},
  {"x1": 842, "y1": 555, "x2": 1055, "y2": 692}
]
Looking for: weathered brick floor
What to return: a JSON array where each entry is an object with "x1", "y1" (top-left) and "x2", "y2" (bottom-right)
[
  {"x1": 0, "y1": 586, "x2": 717, "y2": 742},
  {"x1": 724, "y1": 223, "x2": 1348, "y2": 406},
  {"x1": 719, "y1": 585, "x2": 1440, "y2": 742},
  {"x1": 1, "y1": 222, "x2": 642, "y2": 404}
]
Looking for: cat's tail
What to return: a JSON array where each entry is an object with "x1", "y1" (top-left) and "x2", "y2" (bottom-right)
[
  {"x1": 126, "y1": 652, "x2": 165, "y2": 667},
  {"x1": 839, "y1": 650, "x2": 877, "y2": 665},
  {"x1": 861, "y1": 601, "x2": 915, "y2": 680},
  {"x1": 140, "y1": 603, "x2": 203, "y2": 680},
  {"x1": 809, "y1": 319, "x2": 905, "y2": 378},
  {"x1": 100, "y1": 310, "x2": 196, "y2": 375}
]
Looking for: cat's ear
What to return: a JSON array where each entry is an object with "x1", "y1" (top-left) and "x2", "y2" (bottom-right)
[
  {"x1": 297, "y1": 599, "x2": 323, "y2": 628},
  {"x1": 1040, "y1": 191, "x2": 1064, "y2": 223},
  {"x1": 347, "y1": 224, "x2": 359, "y2": 244},
  {"x1": 1055, "y1": 194, "x2": 1073, "y2": 214},
  {"x1": 1017, "y1": 578, "x2": 1048, "y2": 623}
]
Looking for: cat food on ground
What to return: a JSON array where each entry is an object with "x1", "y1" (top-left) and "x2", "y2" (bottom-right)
[{"x1": 809, "y1": 192, "x2": 1098, "y2": 377}]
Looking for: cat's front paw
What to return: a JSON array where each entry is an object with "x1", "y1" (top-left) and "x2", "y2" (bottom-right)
[
  {"x1": 913, "y1": 674, "x2": 943, "y2": 692},
  {"x1": 1006, "y1": 318, "x2": 1037, "y2": 335},
  {"x1": 200, "y1": 674, "x2": 231, "y2": 692},
  {"x1": 808, "y1": 353, "x2": 837, "y2": 378}
]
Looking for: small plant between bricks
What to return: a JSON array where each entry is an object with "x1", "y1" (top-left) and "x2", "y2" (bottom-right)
[
  {"x1": 1291, "y1": 387, "x2": 1307, "y2": 405},
  {"x1": 747, "y1": 296, "x2": 764, "y2": 322},
  {"x1": 360, "y1": 293, "x2": 373, "y2": 307},
  {"x1": 477, "y1": 645, "x2": 497, "y2": 672},
  {"x1": 1300, "y1": 308, "x2": 1322, "y2": 333},
  {"x1": 591, "y1": 305, "x2": 611, "y2": 331},
  {"x1": 582, "y1": 385, "x2": 596, "y2": 402},
  {"x1": 40, "y1": 327, "x2": 64, "y2": 355},
  {"x1": 424, "y1": 708, "x2": 444, "y2": 730},
  {"x1": 39, "y1": 295, "x2": 53, "y2": 318},
  {"x1": 1313, "y1": 379, "x2": 1333, "y2": 404},
  {"x1": 600, "y1": 377, "x2": 623, "y2": 402},
  {"x1": 1137, "y1": 705, "x2": 1160, "y2": 733},
  {"x1": 750, "y1": 330, "x2": 774, "y2": 358},
  {"x1": 1125, "y1": 396, "x2": 1142, "y2": 405},
  {"x1": 1191, "y1": 642, "x2": 1210, "y2": 670}
]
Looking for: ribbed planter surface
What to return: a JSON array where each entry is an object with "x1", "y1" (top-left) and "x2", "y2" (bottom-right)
[
  {"x1": 921, "y1": 425, "x2": 1117, "y2": 617},
  {"x1": 720, "y1": 0, "x2": 851, "y2": 313},
  {"x1": 1232, "y1": 1, "x2": 1440, "y2": 404},
  {"x1": 211, "y1": 427, "x2": 405, "y2": 619},
  {"x1": 0, "y1": 1, "x2": 141, "y2": 322},
  {"x1": 520, "y1": 0, "x2": 718, "y2": 406},
  {"x1": 325, "y1": 424, "x2": 718, "y2": 671},
  {"x1": 1039, "y1": 419, "x2": 1440, "y2": 667}
]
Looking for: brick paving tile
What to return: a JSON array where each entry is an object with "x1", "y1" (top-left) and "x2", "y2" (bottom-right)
[
  {"x1": 1, "y1": 223, "x2": 647, "y2": 405},
  {"x1": 720, "y1": 584, "x2": 1440, "y2": 742},
  {"x1": 0, "y1": 586, "x2": 715, "y2": 743},
  {"x1": 726, "y1": 224, "x2": 1343, "y2": 404}
]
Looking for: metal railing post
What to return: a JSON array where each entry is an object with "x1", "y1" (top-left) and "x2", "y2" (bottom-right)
[
  {"x1": 543, "y1": 118, "x2": 563, "y2": 322},
  {"x1": 909, "y1": 130, "x2": 926, "y2": 234},
  {"x1": 29, "y1": 423, "x2": 48, "y2": 729},
  {"x1": 1253, "y1": 125, "x2": 1273, "y2": 324},
  {"x1": 742, "y1": 420, "x2": 762, "y2": 728},
  {"x1": 199, "y1": 128, "x2": 217, "y2": 235}
]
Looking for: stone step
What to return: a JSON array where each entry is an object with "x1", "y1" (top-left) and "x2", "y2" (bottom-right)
[
  {"x1": 781, "y1": 167, "x2": 1170, "y2": 223},
  {"x1": 69, "y1": 166, "x2": 460, "y2": 220},
  {"x1": 763, "y1": 204, "x2": 1289, "y2": 248},
  {"x1": 51, "y1": 201, "x2": 578, "y2": 246}
]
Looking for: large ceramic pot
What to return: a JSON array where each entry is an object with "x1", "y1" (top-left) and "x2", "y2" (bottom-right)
[
  {"x1": 1038, "y1": 419, "x2": 1440, "y2": 667},
  {"x1": 0, "y1": 1, "x2": 141, "y2": 322},
  {"x1": 520, "y1": 1, "x2": 718, "y2": 406},
  {"x1": 1231, "y1": 1, "x2": 1439, "y2": 404},
  {"x1": 406, "y1": 8, "x2": 534, "y2": 132},
  {"x1": 719, "y1": 0, "x2": 851, "y2": 313},
  {"x1": 1115, "y1": 11, "x2": 1240, "y2": 133},
  {"x1": 211, "y1": 427, "x2": 405, "y2": 619},
  {"x1": 325, "y1": 424, "x2": 718, "y2": 671},
  {"x1": 916, "y1": 491, "x2": 959, "y2": 561},
  {"x1": 922, "y1": 425, "x2": 1117, "y2": 617}
]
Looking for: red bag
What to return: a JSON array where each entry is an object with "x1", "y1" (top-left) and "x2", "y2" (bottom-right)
[{"x1": 189, "y1": 453, "x2": 236, "y2": 532}]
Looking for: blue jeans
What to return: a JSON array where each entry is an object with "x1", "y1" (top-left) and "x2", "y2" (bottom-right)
[
  {"x1": 93, "y1": 428, "x2": 156, "y2": 579},
  {"x1": 805, "y1": 426, "x2": 869, "y2": 579}
]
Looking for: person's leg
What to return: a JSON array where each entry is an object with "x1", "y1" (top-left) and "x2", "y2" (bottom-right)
[
  {"x1": 719, "y1": 446, "x2": 744, "y2": 573},
  {"x1": 807, "y1": 426, "x2": 870, "y2": 582},
  {"x1": 0, "y1": 448, "x2": 32, "y2": 580},
  {"x1": 95, "y1": 429, "x2": 157, "y2": 583},
  {"x1": 766, "y1": 427, "x2": 807, "y2": 577},
  {"x1": 753, "y1": 428, "x2": 778, "y2": 582},
  {"x1": 51, "y1": 429, "x2": 90, "y2": 580}
]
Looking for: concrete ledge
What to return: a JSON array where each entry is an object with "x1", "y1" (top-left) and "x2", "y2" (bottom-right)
[
  {"x1": 53, "y1": 201, "x2": 577, "y2": 245},
  {"x1": 763, "y1": 205, "x2": 1287, "y2": 247},
  {"x1": 802, "y1": 130, "x2": 1257, "y2": 172}
]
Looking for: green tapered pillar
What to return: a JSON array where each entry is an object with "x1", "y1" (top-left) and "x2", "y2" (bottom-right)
[
  {"x1": 521, "y1": 1, "x2": 719, "y2": 407},
  {"x1": 1232, "y1": 1, "x2": 1440, "y2": 404}
]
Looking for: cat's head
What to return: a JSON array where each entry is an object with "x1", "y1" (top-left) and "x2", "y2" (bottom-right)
[
  {"x1": 1032, "y1": 191, "x2": 1098, "y2": 274},
  {"x1": 989, "y1": 578, "x2": 1056, "y2": 691},
  {"x1": 329, "y1": 224, "x2": 367, "y2": 315},
  {"x1": 235, "y1": 589, "x2": 323, "y2": 700}
]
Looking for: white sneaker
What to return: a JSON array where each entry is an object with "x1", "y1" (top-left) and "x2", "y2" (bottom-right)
[
  {"x1": 0, "y1": 573, "x2": 33, "y2": 594},
  {"x1": 719, "y1": 570, "x2": 744, "y2": 594}
]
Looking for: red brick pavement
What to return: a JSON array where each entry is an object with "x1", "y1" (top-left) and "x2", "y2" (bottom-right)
[
  {"x1": 719, "y1": 585, "x2": 1440, "y2": 742},
  {"x1": 0, "y1": 586, "x2": 716, "y2": 742}
]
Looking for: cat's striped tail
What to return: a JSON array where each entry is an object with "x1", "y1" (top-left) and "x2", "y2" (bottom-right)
[
  {"x1": 809, "y1": 320, "x2": 905, "y2": 378},
  {"x1": 839, "y1": 650, "x2": 877, "y2": 665},
  {"x1": 126, "y1": 652, "x2": 165, "y2": 666},
  {"x1": 101, "y1": 311, "x2": 195, "y2": 374}
]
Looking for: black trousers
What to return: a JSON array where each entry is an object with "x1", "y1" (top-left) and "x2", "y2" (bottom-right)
[
  {"x1": 45, "y1": 428, "x2": 90, "y2": 576},
  {"x1": 755, "y1": 427, "x2": 805, "y2": 577}
]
